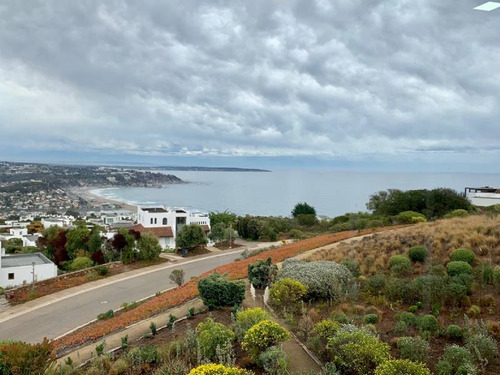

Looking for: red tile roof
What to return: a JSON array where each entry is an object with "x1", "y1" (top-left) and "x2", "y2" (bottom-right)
[{"x1": 131, "y1": 224, "x2": 174, "y2": 238}]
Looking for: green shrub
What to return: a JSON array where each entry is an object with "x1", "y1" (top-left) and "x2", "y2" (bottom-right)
[
  {"x1": 327, "y1": 329, "x2": 390, "y2": 375},
  {"x1": 363, "y1": 314, "x2": 379, "y2": 324},
  {"x1": 395, "y1": 211, "x2": 427, "y2": 224},
  {"x1": 493, "y1": 266, "x2": 500, "y2": 286},
  {"x1": 397, "y1": 336, "x2": 430, "y2": 363},
  {"x1": 408, "y1": 246, "x2": 429, "y2": 263},
  {"x1": 375, "y1": 359, "x2": 431, "y2": 375},
  {"x1": 394, "y1": 320, "x2": 408, "y2": 335},
  {"x1": 465, "y1": 332, "x2": 499, "y2": 365},
  {"x1": 446, "y1": 261, "x2": 473, "y2": 277},
  {"x1": 341, "y1": 260, "x2": 361, "y2": 277},
  {"x1": 127, "y1": 345, "x2": 159, "y2": 365},
  {"x1": 435, "y1": 345, "x2": 476, "y2": 375},
  {"x1": 389, "y1": 255, "x2": 412, "y2": 269},
  {"x1": 278, "y1": 259, "x2": 357, "y2": 301},
  {"x1": 365, "y1": 274, "x2": 387, "y2": 293},
  {"x1": 94, "y1": 265, "x2": 110, "y2": 276},
  {"x1": 430, "y1": 264, "x2": 446, "y2": 276},
  {"x1": 391, "y1": 262, "x2": 413, "y2": 277},
  {"x1": 417, "y1": 315, "x2": 439, "y2": 335},
  {"x1": 408, "y1": 305, "x2": 418, "y2": 313},
  {"x1": 444, "y1": 209, "x2": 469, "y2": 218},
  {"x1": 248, "y1": 257, "x2": 277, "y2": 289},
  {"x1": 445, "y1": 324, "x2": 463, "y2": 340},
  {"x1": 288, "y1": 229, "x2": 305, "y2": 239},
  {"x1": 97, "y1": 309, "x2": 115, "y2": 320},
  {"x1": 258, "y1": 345, "x2": 289, "y2": 375},
  {"x1": 235, "y1": 308, "x2": 271, "y2": 340},
  {"x1": 242, "y1": 320, "x2": 289, "y2": 361},
  {"x1": 310, "y1": 319, "x2": 340, "y2": 359},
  {"x1": 68, "y1": 257, "x2": 93, "y2": 271},
  {"x1": 196, "y1": 317, "x2": 235, "y2": 361},
  {"x1": 269, "y1": 278, "x2": 307, "y2": 312},
  {"x1": 450, "y1": 248, "x2": 475, "y2": 264},
  {"x1": 387, "y1": 279, "x2": 420, "y2": 304},
  {"x1": 198, "y1": 272, "x2": 245, "y2": 309},
  {"x1": 0, "y1": 287, "x2": 4, "y2": 295}
]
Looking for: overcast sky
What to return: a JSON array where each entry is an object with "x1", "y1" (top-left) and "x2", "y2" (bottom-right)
[{"x1": 0, "y1": 1, "x2": 499, "y2": 171}]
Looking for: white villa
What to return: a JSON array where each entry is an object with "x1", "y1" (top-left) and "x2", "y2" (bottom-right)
[{"x1": 131, "y1": 206, "x2": 211, "y2": 250}]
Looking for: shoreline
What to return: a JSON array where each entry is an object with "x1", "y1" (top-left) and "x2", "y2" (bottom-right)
[{"x1": 70, "y1": 187, "x2": 138, "y2": 212}]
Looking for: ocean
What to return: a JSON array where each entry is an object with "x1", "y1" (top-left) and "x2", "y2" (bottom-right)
[{"x1": 91, "y1": 170, "x2": 500, "y2": 217}]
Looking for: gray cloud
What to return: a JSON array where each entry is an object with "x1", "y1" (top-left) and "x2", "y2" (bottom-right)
[{"x1": 0, "y1": 0, "x2": 499, "y2": 163}]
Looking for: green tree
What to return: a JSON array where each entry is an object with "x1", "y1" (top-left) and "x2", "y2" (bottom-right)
[
  {"x1": 291, "y1": 202, "x2": 316, "y2": 217},
  {"x1": 65, "y1": 226, "x2": 90, "y2": 258},
  {"x1": 209, "y1": 211, "x2": 237, "y2": 227},
  {"x1": 208, "y1": 222, "x2": 227, "y2": 244},
  {"x1": 87, "y1": 229, "x2": 103, "y2": 254},
  {"x1": 136, "y1": 232, "x2": 162, "y2": 260},
  {"x1": 5, "y1": 238, "x2": 23, "y2": 254},
  {"x1": 176, "y1": 224, "x2": 207, "y2": 250}
]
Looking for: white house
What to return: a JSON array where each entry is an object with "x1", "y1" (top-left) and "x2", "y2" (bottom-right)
[
  {"x1": 465, "y1": 186, "x2": 500, "y2": 207},
  {"x1": 132, "y1": 206, "x2": 211, "y2": 250},
  {"x1": 0, "y1": 248, "x2": 58, "y2": 289}
]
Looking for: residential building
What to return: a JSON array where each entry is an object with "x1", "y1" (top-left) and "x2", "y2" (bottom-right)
[
  {"x1": 0, "y1": 248, "x2": 57, "y2": 289},
  {"x1": 132, "y1": 206, "x2": 211, "y2": 249}
]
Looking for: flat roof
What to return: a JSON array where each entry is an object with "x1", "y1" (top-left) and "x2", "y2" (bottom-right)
[
  {"x1": 1, "y1": 253, "x2": 53, "y2": 268},
  {"x1": 142, "y1": 207, "x2": 168, "y2": 213}
]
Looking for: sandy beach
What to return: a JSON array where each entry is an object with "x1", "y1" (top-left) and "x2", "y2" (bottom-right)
[{"x1": 69, "y1": 187, "x2": 138, "y2": 212}]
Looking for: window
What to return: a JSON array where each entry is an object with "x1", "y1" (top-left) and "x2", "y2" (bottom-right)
[
  {"x1": 8, "y1": 273, "x2": 14, "y2": 280},
  {"x1": 163, "y1": 218, "x2": 167, "y2": 225},
  {"x1": 150, "y1": 218, "x2": 153, "y2": 224},
  {"x1": 154, "y1": 218, "x2": 157, "y2": 224}
]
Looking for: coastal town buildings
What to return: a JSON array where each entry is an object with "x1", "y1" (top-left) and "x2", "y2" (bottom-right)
[{"x1": 132, "y1": 206, "x2": 211, "y2": 249}]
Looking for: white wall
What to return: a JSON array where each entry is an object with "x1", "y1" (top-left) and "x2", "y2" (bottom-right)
[
  {"x1": 159, "y1": 237, "x2": 175, "y2": 250},
  {"x1": 0, "y1": 263, "x2": 58, "y2": 289}
]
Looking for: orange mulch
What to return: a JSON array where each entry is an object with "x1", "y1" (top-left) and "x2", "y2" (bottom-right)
[{"x1": 53, "y1": 226, "x2": 402, "y2": 354}]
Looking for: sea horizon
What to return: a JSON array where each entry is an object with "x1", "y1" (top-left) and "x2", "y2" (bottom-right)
[{"x1": 89, "y1": 169, "x2": 500, "y2": 218}]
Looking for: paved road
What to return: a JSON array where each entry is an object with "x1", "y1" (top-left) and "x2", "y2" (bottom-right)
[{"x1": 0, "y1": 250, "x2": 244, "y2": 343}]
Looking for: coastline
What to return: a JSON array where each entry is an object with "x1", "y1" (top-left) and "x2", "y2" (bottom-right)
[{"x1": 70, "y1": 187, "x2": 138, "y2": 212}]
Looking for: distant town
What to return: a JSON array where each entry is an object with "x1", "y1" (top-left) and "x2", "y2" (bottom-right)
[{"x1": 0, "y1": 161, "x2": 182, "y2": 217}]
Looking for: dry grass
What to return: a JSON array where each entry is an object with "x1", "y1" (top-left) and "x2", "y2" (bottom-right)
[{"x1": 308, "y1": 215, "x2": 500, "y2": 275}]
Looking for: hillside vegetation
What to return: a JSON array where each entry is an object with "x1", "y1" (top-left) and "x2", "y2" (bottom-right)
[{"x1": 310, "y1": 216, "x2": 500, "y2": 274}]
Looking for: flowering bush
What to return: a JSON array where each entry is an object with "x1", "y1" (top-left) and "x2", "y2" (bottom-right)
[
  {"x1": 197, "y1": 318, "x2": 235, "y2": 361},
  {"x1": 269, "y1": 279, "x2": 307, "y2": 312},
  {"x1": 278, "y1": 259, "x2": 356, "y2": 301},
  {"x1": 235, "y1": 308, "x2": 271, "y2": 340},
  {"x1": 327, "y1": 329, "x2": 390, "y2": 375},
  {"x1": 242, "y1": 320, "x2": 290, "y2": 360},
  {"x1": 188, "y1": 363, "x2": 253, "y2": 375},
  {"x1": 310, "y1": 319, "x2": 340, "y2": 360},
  {"x1": 375, "y1": 360, "x2": 431, "y2": 375}
]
